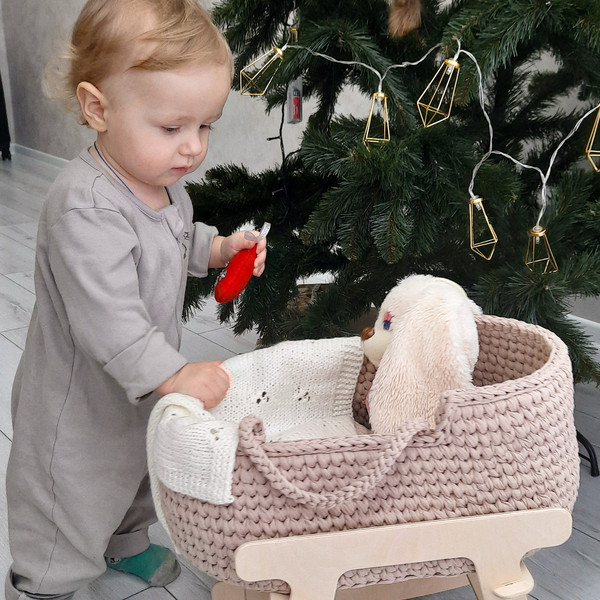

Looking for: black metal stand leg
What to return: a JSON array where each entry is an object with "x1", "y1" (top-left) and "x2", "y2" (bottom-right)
[{"x1": 577, "y1": 430, "x2": 599, "y2": 477}]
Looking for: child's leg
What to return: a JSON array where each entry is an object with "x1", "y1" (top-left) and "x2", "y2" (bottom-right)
[
  {"x1": 104, "y1": 475, "x2": 181, "y2": 586},
  {"x1": 104, "y1": 475, "x2": 157, "y2": 558},
  {"x1": 6, "y1": 393, "x2": 156, "y2": 596},
  {"x1": 5, "y1": 571, "x2": 73, "y2": 600}
]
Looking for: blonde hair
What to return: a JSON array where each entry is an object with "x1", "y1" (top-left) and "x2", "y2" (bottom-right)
[{"x1": 45, "y1": 0, "x2": 233, "y2": 123}]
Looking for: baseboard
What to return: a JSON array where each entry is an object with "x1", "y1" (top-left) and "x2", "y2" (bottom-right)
[
  {"x1": 13, "y1": 143, "x2": 68, "y2": 170},
  {"x1": 568, "y1": 314, "x2": 600, "y2": 358}
]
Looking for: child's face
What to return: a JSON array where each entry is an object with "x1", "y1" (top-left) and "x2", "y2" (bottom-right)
[{"x1": 97, "y1": 61, "x2": 231, "y2": 199}]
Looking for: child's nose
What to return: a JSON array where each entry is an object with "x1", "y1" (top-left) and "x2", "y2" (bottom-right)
[{"x1": 180, "y1": 132, "x2": 203, "y2": 157}]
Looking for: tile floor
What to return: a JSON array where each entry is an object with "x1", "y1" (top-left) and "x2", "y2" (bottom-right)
[{"x1": 0, "y1": 150, "x2": 599, "y2": 600}]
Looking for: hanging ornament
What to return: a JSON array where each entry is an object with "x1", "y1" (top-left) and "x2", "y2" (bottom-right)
[
  {"x1": 240, "y1": 47, "x2": 285, "y2": 96},
  {"x1": 287, "y1": 76, "x2": 303, "y2": 123},
  {"x1": 525, "y1": 225, "x2": 558, "y2": 274},
  {"x1": 585, "y1": 106, "x2": 600, "y2": 172},
  {"x1": 363, "y1": 92, "x2": 390, "y2": 146},
  {"x1": 469, "y1": 196, "x2": 497, "y2": 260},
  {"x1": 417, "y1": 57, "x2": 460, "y2": 128}
]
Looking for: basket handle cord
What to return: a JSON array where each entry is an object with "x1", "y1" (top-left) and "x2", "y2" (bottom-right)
[{"x1": 237, "y1": 416, "x2": 430, "y2": 510}]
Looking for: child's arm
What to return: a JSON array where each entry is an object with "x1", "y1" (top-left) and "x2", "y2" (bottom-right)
[
  {"x1": 155, "y1": 361, "x2": 231, "y2": 409},
  {"x1": 209, "y1": 231, "x2": 267, "y2": 276}
]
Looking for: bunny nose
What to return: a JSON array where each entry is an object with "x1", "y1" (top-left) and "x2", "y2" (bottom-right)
[{"x1": 361, "y1": 327, "x2": 375, "y2": 341}]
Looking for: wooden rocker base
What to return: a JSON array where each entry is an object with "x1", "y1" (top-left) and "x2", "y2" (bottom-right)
[{"x1": 212, "y1": 508, "x2": 572, "y2": 600}]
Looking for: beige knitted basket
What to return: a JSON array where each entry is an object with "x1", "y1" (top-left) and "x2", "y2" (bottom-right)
[{"x1": 157, "y1": 315, "x2": 580, "y2": 592}]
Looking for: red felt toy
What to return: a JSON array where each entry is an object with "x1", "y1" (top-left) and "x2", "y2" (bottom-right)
[
  {"x1": 214, "y1": 224, "x2": 270, "y2": 304},
  {"x1": 214, "y1": 246, "x2": 257, "y2": 303}
]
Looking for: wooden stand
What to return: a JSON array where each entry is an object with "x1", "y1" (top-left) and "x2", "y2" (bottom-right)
[{"x1": 212, "y1": 508, "x2": 572, "y2": 600}]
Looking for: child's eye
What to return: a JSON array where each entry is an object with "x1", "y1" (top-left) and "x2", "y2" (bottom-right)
[
  {"x1": 200, "y1": 124, "x2": 214, "y2": 131},
  {"x1": 162, "y1": 126, "x2": 180, "y2": 134}
]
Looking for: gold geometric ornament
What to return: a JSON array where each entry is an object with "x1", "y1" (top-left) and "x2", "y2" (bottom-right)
[
  {"x1": 469, "y1": 196, "x2": 498, "y2": 260},
  {"x1": 417, "y1": 58, "x2": 460, "y2": 128},
  {"x1": 585, "y1": 105, "x2": 600, "y2": 172},
  {"x1": 363, "y1": 92, "x2": 390, "y2": 146},
  {"x1": 525, "y1": 225, "x2": 558, "y2": 274},
  {"x1": 240, "y1": 47, "x2": 285, "y2": 96}
]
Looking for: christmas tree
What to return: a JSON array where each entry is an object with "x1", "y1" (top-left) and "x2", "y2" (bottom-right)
[{"x1": 185, "y1": 0, "x2": 600, "y2": 385}]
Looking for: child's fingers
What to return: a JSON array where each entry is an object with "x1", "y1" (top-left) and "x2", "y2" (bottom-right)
[
  {"x1": 219, "y1": 365, "x2": 233, "y2": 387},
  {"x1": 253, "y1": 238, "x2": 267, "y2": 275}
]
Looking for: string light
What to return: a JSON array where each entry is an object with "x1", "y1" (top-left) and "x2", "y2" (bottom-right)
[
  {"x1": 284, "y1": 42, "x2": 440, "y2": 146},
  {"x1": 363, "y1": 91, "x2": 390, "y2": 146},
  {"x1": 240, "y1": 36, "x2": 600, "y2": 270},
  {"x1": 461, "y1": 41, "x2": 600, "y2": 271},
  {"x1": 240, "y1": 45, "x2": 287, "y2": 96},
  {"x1": 417, "y1": 50, "x2": 461, "y2": 127},
  {"x1": 585, "y1": 106, "x2": 600, "y2": 172},
  {"x1": 525, "y1": 225, "x2": 558, "y2": 274},
  {"x1": 469, "y1": 196, "x2": 498, "y2": 260}
]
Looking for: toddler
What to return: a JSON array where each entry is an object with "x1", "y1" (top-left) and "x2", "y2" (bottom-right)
[{"x1": 4, "y1": 1, "x2": 266, "y2": 598}]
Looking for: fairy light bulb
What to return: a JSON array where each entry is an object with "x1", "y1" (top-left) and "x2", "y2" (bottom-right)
[
  {"x1": 585, "y1": 106, "x2": 600, "y2": 172},
  {"x1": 469, "y1": 196, "x2": 498, "y2": 260},
  {"x1": 363, "y1": 92, "x2": 390, "y2": 146},
  {"x1": 240, "y1": 47, "x2": 285, "y2": 96},
  {"x1": 525, "y1": 225, "x2": 558, "y2": 274},
  {"x1": 417, "y1": 58, "x2": 460, "y2": 128}
]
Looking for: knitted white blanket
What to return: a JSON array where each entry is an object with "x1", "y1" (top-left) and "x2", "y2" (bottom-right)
[{"x1": 147, "y1": 336, "x2": 364, "y2": 515}]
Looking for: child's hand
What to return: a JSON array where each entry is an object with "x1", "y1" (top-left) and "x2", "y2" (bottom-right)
[
  {"x1": 156, "y1": 361, "x2": 231, "y2": 409},
  {"x1": 221, "y1": 230, "x2": 267, "y2": 276}
]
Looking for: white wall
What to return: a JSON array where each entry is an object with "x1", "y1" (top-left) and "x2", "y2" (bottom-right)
[
  {"x1": 0, "y1": 0, "x2": 14, "y2": 138},
  {"x1": 0, "y1": 0, "x2": 325, "y2": 178}
]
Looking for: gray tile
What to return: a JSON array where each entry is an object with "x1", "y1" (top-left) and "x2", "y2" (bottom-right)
[
  {"x1": 0, "y1": 334, "x2": 21, "y2": 440},
  {"x1": 165, "y1": 563, "x2": 215, "y2": 600},
  {"x1": 525, "y1": 527, "x2": 600, "y2": 600},
  {"x1": 183, "y1": 298, "x2": 224, "y2": 334},
  {"x1": 180, "y1": 328, "x2": 236, "y2": 363},
  {"x1": 0, "y1": 231, "x2": 35, "y2": 275},
  {"x1": 575, "y1": 382, "x2": 600, "y2": 420},
  {"x1": 574, "y1": 408, "x2": 600, "y2": 448},
  {"x1": 1, "y1": 326, "x2": 29, "y2": 350},
  {"x1": 0, "y1": 221, "x2": 39, "y2": 250},
  {"x1": 0, "y1": 180, "x2": 44, "y2": 221},
  {"x1": 199, "y1": 326, "x2": 259, "y2": 355},
  {"x1": 0, "y1": 274, "x2": 35, "y2": 331},
  {"x1": 73, "y1": 569, "x2": 147, "y2": 600},
  {"x1": 4, "y1": 271, "x2": 35, "y2": 294},
  {"x1": 0, "y1": 202, "x2": 33, "y2": 227},
  {"x1": 572, "y1": 465, "x2": 600, "y2": 540}
]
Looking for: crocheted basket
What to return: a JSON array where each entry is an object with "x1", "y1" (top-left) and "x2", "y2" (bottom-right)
[{"x1": 157, "y1": 315, "x2": 580, "y2": 592}]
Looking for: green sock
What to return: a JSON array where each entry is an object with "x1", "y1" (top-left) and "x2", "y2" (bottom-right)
[{"x1": 105, "y1": 544, "x2": 181, "y2": 586}]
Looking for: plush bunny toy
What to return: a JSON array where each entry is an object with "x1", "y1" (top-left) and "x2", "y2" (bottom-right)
[{"x1": 360, "y1": 274, "x2": 482, "y2": 433}]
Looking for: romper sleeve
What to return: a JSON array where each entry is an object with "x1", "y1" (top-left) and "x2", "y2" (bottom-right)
[
  {"x1": 47, "y1": 206, "x2": 187, "y2": 403},
  {"x1": 187, "y1": 221, "x2": 219, "y2": 278}
]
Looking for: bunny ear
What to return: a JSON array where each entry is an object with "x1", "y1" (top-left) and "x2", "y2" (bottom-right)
[{"x1": 367, "y1": 284, "x2": 479, "y2": 434}]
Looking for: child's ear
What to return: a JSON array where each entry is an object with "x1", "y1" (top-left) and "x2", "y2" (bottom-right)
[{"x1": 76, "y1": 82, "x2": 108, "y2": 132}]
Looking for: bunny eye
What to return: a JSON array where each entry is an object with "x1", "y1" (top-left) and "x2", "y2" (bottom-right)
[{"x1": 383, "y1": 311, "x2": 393, "y2": 331}]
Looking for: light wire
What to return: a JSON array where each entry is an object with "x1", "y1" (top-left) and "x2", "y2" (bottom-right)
[{"x1": 266, "y1": 37, "x2": 600, "y2": 229}]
